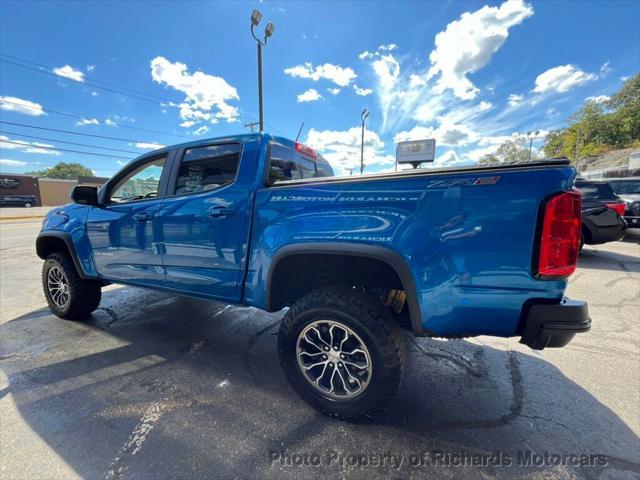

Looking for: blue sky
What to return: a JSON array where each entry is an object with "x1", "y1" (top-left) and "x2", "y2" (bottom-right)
[{"x1": 1, "y1": 0, "x2": 638, "y2": 177}]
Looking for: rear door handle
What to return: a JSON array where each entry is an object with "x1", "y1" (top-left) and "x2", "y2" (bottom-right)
[
  {"x1": 207, "y1": 206, "x2": 236, "y2": 217},
  {"x1": 133, "y1": 212, "x2": 153, "y2": 222}
]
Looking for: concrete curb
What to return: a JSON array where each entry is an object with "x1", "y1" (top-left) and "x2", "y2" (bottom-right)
[{"x1": 0, "y1": 216, "x2": 44, "y2": 221}]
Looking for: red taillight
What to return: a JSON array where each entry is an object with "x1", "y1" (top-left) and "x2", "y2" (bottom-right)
[
  {"x1": 295, "y1": 142, "x2": 317, "y2": 159},
  {"x1": 604, "y1": 202, "x2": 626, "y2": 216},
  {"x1": 536, "y1": 189, "x2": 582, "y2": 279}
]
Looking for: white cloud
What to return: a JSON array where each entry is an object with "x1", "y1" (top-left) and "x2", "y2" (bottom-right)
[
  {"x1": 86, "y1": 64, "x2": 95, "y2": 72},
  {"x1": 378, "y1": 44, "x2": 398, "y2": 52},
  {"x1": 150, "y1": 56, "x2": 239, "y2": 126},
  {"x1": 53, "y1": 65, "x2": 85, "y2": 82},
  {"x1": 586, "y1": 95, "x2": 610, "y2": 104},
  {"x1": 105, "y1": 119, "x2": 118, "y2": 127},
  {"x1": 284, "y1": 62, "x2": 357, "y2": 87},
  {"x1": 545, "y1": 108, "x2": 559, "y2": 119},
  {"x1": 306, "y1": 127, "x2": 394, "y2": 175},
  {"x1": 0, "y1": 135, "x2": 61, "y2": 156},
  {"x1": 409, "y1": 74, "x2": 426, "y2": 89},
  {"x1": 435, "y1": 149, "x2": 472, "y2": 167},
  {"x1": 360, "y1": 44, "x2": 399, "y2": 61},
  {"x1": 133, "y1": 142, "x2": 165, "y2": 150},
  {"x1": 353, "y1": 85, "x2": 373, "y2": 96},
  {"x1": 394, "y1": 122, "x2": 479, "y2": 147},
  {"x1": 192, "y1": 125, "x2": 209, "y2": 136},
  {"x1": 599, "y1": 61, "x2": 612, "y2": 76},
  {"x1": 0, "y1": 96, "x2": 46, "y2": 116},
  {"x1": 372, "y1": 54, "x2": 401, "y2": 126},
  {"x1": 91, "y1": 91, "x2": 99, "y2": 97},
  {"x1": 427, "y1": 0, "x2": 533, "y2": 99},
  {"x1": 0, "y1": 158, "x2": 28, "y2": 167},
  {"x1": 465, "y1": 144, "x2": 501, "y2": 162},
  {"x1": 507, "y1": 94, "x2": 524, "y2": 107},
  {"x1": 116, "y1": 160, "x2": 127, "y2": 166},
  {"x1": 532, "y1": 64, "x2": 598, "y2": 94},
  {"x1": 327, "y1": 88, "x2": 341, "y2": 95},
  {"x1": 76, "y1": 118, "x2": 99, "y2": 126},
  {"x1": 297, "y1": 88, "x2": 322, "y2": 103},
  {"x1": 180, "y1": 120, "x2": 196, "y2": 128}
]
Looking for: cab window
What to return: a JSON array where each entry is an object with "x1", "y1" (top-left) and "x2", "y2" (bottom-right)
[
  {"x1": 110, "y1": 156, "x2": 166, "y2": 203},
  {"x1": 268, "y1": 143, "x2": 317, "y2": 183},
  {"x1": 174, "y1": 143, "x2": 241, "y2": 195}
]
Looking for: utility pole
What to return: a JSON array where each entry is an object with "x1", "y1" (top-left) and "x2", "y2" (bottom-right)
[
  {"x1": 244, "y1": 121, "x2": 260, "y2": 133},
  {"x1": 250, "y1": 10, "x2": 275, "y2": 132},
  {"x1": 360, "y1": 108, "x2": 369, "y2": 174},
  {"x1": 527, "y1": 130, "x2": 540, "y2": 160}
]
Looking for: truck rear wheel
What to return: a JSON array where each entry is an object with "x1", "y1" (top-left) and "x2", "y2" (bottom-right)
[
  {"x1": 42, "y1": 252, "x2": 102, "y2": 320},
  {"x1": 277, "y1": 287, "x2": 405, "y2": 420}
]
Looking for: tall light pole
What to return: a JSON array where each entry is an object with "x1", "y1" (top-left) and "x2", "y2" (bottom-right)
[
  {"x1": 527, "y1": 130, "x2": 539, "y2": 160},
  {"x1": 360, "y1": 108, "x2": 369, "y2": 174},
  {"x1": 250, "y1": 9, "x2": 275, "y2": 132}
]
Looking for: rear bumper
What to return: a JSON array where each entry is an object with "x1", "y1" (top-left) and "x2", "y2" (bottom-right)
[
  {"x1": 520, "y1": 299, "x2": 590, "y2": 350},
  {"x1": 587, "y1": 223, "x2": 626, "y2": 244},
  {"x1": 623, "y1": 215, "x2": 640, "y2": 228}
]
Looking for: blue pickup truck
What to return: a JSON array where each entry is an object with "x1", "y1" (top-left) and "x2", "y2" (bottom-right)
[{"x1": 36, "y1": 133, "x2": 590, "y2": 419}]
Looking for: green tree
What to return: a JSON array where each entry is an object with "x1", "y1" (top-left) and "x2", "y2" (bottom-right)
[
  {"x1": 479, "y1": 135, "x2": 533, "y2": 165},
  {"x1": 542, "y1": 73, "x2": 640, "y2": 162},
  {"x1": 27, "y1": 162, "x2": 93, "y2": 179}
]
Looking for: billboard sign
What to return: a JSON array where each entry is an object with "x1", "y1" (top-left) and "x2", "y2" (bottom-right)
[{"x1": 396, "y1": 139, "x2": 436, "y2": 167}]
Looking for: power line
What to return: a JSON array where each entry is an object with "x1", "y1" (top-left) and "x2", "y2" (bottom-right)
[
  {"x1": 1, "y1": 53, "x2": 172, "y2": 102},
  {"x1": 0, "y1": 98, "x2": 191, "y2": 139},
  {"x1": 0, "y1": 130, "x2": 141, "y2": 154},
  {"x1": 0, "y1": 53, "x2": 287, "y2": 138},
  {"x1": 0, "y1": 120, "x2": 167, "y2": 144},
  {"x1": 0, "y1": 57, "x2": 172, "y2": 105},
  {"x1": 0, "y1": 139, "x2": 135, "y2": 159},
  {"x1": 1, "y1": 53, "x2": 291, "y2": 139}
]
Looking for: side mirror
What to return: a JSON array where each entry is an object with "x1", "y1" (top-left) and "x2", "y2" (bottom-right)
[{"x1": 71, "y1": 185, "x2": 99, "y2": 206}]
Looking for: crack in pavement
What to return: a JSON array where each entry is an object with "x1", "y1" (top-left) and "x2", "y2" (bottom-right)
[
  {"x1": 410, "y1": 337, "x2": 485, "y2": 378},
  {"x1": 97, "y1": 307, "x2": 120, "y2": 330},
  {"x1": 104, "y1": 400, "x2": 166, "y2": 480}
]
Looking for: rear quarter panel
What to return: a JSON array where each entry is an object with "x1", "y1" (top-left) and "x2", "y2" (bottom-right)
[{"x1": 245, "y1": 166, "x2": 576, "y2": 337}]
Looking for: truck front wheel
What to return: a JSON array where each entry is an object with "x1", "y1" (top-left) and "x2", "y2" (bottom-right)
[
  {"x1": 42, "y1": 252, "x2": 102, "y2": 320},
  {"x1": 277, "y1": 287, "x2": 405, "y2": 420}
]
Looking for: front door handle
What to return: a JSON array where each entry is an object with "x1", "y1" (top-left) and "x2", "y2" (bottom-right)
[
  {"x1": 133, "y1": 212, "x2": 153, "y2": 222},
  {"x1": 207, "y1": 206, "x2": 236, "y2": 218}
]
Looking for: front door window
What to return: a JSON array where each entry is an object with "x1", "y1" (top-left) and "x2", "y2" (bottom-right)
[{"x1": 110, "y1": 157, "x2": 166, "y2": 203}]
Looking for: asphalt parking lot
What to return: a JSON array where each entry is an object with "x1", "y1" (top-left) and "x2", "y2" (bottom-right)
[{"x1": 0, "y1": 219, "x2": 638, "y2": 479}]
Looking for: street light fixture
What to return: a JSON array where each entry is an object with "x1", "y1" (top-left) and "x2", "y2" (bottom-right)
[
  {"x1": 250, "y1": 9, "x2": 275, "y2": 132},
  {"x1": 527, "y1": 130, "x2": 540, "y2": 160},
  {"x1": 360, "y1": 108, "x2": 370, "y2": 174}
]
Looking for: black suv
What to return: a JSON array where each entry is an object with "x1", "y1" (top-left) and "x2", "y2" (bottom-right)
[
  {"x1": 0, "y1": 194, "x2": 38, "y2": 207},
  {"x1": 606, "y1": 177, "x2": 640, "y2": 228},
  {"x1": 575, "y1": 180, "x2": 626, "y2": 248}
]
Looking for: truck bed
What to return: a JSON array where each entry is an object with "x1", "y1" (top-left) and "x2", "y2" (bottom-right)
[{"x1": 244, "y1": 158, "x2": 576, "y2": 339}]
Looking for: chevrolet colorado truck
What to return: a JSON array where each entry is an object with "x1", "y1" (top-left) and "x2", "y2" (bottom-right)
[{"x1": 36, "y1": 133, "x2": 590, "y2": 419}]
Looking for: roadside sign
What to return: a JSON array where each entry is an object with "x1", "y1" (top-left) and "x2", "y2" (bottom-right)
[{"x1": 396, "y1": 139, "x2": 436, "y2": 168}]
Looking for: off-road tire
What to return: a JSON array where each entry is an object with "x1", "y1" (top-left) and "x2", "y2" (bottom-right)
[
  {"x1": 42, "y1": 252, "x2": 102, "y2": 320},
  {"x1": 278, "y1": 287, "x2": 405, "y2": 420}
]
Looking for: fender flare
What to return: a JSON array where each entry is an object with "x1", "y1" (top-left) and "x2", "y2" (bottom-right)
[
  {"x1": 36, "y1": 231, "x2": 95, "y2": 280},
  {"x1": 265, "y1": 242, "x2": 425, "y2": 336}
]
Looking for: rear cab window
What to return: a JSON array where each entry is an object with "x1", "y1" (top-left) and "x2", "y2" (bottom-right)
[
  {"x1": 608, "y1": 180, "x2": 640, "y2": 195},
  {"x1": 575, "y1": 181, "x2": 619, "y2": 201},
  {"x1": 174, "y1": 143, "x2": 241, "y2": 195},
  {"x1": 267, "y1": 142, "x2": 334, "y2": 184}
]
